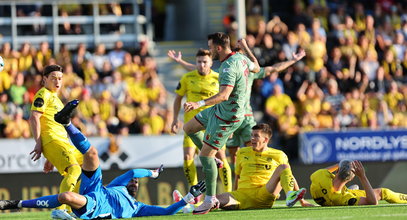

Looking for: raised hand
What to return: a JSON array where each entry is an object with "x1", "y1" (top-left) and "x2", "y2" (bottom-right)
[
  {"x1": 151, "y1": 164, "x2": 164, "y2": 179},
  {"x1": 293, "y1": 49, "x2": 306, "y2": 61},
  {"x1": 189, "y1": 180, "x2": 206, "y2": 197},
  {"x1": 352, "y1": 160, "x2": 366, "y2": 178},
  {"x1": 167, "y1": 50, "x2": 182, "y2": 63}
]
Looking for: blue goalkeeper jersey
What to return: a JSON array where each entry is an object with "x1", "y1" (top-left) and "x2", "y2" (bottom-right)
[{"x1": 73, "y1": 168, "x2": 185, "y2": 219}]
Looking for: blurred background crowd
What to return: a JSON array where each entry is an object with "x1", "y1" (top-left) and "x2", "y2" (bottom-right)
[{"x1": 0, "y1": 0, "x2": 406, "y2": 159}]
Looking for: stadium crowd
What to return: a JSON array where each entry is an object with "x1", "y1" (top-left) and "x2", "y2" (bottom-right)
[
  {"x1": 0, "y1": 0, "x2": 407, "y2": 159},
  {"x1": 0, "y1": 39, "x2": 171, "y2": 138}
]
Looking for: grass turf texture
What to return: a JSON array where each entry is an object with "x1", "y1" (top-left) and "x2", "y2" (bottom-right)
[{"x1": 0, "y1": 201, "x2": 406, "y2": 220}]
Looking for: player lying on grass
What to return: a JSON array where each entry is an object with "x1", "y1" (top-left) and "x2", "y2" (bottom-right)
[
  {"x1": 215, "y1": 123, "x2": 313, "y2": 210},
  {"x1": 310, "y1": 159, "x2": 407, "y2": 206},
  {"x1": 0, "y1": 100, "x2": 206, "y2": 219}
]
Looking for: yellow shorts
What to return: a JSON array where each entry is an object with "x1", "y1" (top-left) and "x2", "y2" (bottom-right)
[
  {"x1": 183, "y1": 133, "x2": 198, "y2": 148},
  {"x1": 42, "y1": 139, "x2": 83, "y2": 176},
  {"x1": 230, "y1": 186, "x2": 277, "y2": 210}
]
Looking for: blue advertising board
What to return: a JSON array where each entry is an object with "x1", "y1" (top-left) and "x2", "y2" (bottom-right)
[{"x1": 300, "y1": 129, "x2": 407, "y2": 164}]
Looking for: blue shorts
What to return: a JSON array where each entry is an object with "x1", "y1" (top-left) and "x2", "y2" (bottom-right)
[{"x1": 73, "y1": 167, "x2": 103, "y2": 219}]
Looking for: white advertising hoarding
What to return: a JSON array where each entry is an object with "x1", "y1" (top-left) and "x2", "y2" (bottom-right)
[{"x1": 0, "y1": 135, "x2": 184, "y2": 173}]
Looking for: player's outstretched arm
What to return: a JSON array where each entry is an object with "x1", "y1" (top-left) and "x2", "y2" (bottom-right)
[
  {"x1": 184, "y1": 85, "x2": 233, "y2": 112},
  {"x1": 107, "y1": 165, "x2": 164, "y2": 187},
  {"x1": 264, "y1": 49, "x2": 306, "y2": 76},
  {"x1": 167, "y1": 50, "x2": 196, "y2": 71}
]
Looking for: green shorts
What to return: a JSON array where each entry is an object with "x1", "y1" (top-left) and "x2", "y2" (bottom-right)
[
  {"x1": 226, "y1": 115, "x2": 256, "y2": 147},
  {"x1": 195, "y1": 107, "x2": 243, "y2": 150}
]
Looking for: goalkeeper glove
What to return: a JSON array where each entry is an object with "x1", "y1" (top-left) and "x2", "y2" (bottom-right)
[
  {"x1": 150, "y1": 164, "x2": 164, "y2": 179},
  {"x1": 183, "y1": 181, "x2": 206, "y2": 203}
]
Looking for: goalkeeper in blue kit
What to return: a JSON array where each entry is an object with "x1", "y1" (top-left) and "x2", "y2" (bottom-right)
[{"x1": 0, "y1": 100, "x2": 206, "y2": 219}]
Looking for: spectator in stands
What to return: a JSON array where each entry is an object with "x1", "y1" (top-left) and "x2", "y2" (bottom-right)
[
  {"x1": 316, "y1": 102, "x2": 335, "y2": 130},
  {"x1": 376, "y1": 100, "x2": 393, "y2": 129},
  {"x1": 261, "y1": 71, "x2": 284, "y2": 100},
  {"x1": 384, "y1": 81, "x2": 403, "y2": 112},
  {"x1": 8, "y1": 72, "x2": 27, "y2": 106},
  {"x1": 55, "y1": 44, "x2": 72, "y2": 67},
  {"x1": 106, "y1": 71, "x2": 127, "y2": 104},
  {"x1": 264, "y1": 84, "x2": 293, "y2": 127},
  {"x1": 296, "y1": 81, "x2": 323, "y2": 116},
  {"x1": 117, "y1": 53, "x2": 138, "y2": 80},
  {"x1": 278, "y1": 105, "x2": 299, "y2": 159},
  {"x1": 17, "y1": 42, "x2": 33, "y2": 74},
  {"x1": 323, "y1": 79, "x2": 344, "y2": 113},
  {"x1": 141, "y1": 104, "x2": 165, "y2": 135},
  {"x1": 108, "y1": 41, "x2": 126, "y2": 69},
  {"x1": 117, "y1": 94, "x2": 137, "y2": 133},
  {"x1": 4, "y1": 108, "x2": 30, "y2": 138},
  {"x1": 77, "y1": 88, "x2": 100, "y2": 122},
  {"x1": 358, "y1": 98, "x2": 377, "y2": 129},
  {"x1": 92, "y1": 44, "x2": 109, "y2": 74},
  {"x1": 34, "y1": 41, "x2": 52, "y2": 74},
  {"x1": 282, "y1": 31, "x2": 299, "y2": 60},
  {"x1": 72, "y1": 43, "x2": 91, "y2": 79},
  {"x1": 334, "y1": 102, "x2": 357, "y2": 130}
]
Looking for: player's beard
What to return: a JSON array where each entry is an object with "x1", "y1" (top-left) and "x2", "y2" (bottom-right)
[
  {"x1": 212, "y1": 51, "x2": 219, "y2": 60},
  {"x1": 126, "y1": 185, "x2": 138, "y2": 198}
]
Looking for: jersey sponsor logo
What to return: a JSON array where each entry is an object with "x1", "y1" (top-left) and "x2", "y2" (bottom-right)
[
  {"x1": 314, "y1": 197, "x2": 326, "y2": 205},
  {"x1": 36, "y1": 200, "x2": 49, "y2": 207},
  {"x1": 223, "y1": 68, "x2": 230, "y2": 73},
  {"x1": 33, "y1": 97, "x2": 44, "y2": 107},
  {"x1": 348, "y1": 198, "x2": 357, "y2": 205}
]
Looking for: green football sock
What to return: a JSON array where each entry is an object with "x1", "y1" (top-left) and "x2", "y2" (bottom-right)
[{"x1": 200, "y1": 156, "x2": 218, "y2": 196}]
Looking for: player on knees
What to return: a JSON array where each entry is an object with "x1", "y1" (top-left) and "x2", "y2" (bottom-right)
[
  {"x1": 0, "y1": 100, "x2": 206, "y2": 219},
  {"x1": 310, "y1": 159, "x2": 407, "y2": 206},
  {"x1": 216, "y1": 123, "x2": 312, "y2": 210}
]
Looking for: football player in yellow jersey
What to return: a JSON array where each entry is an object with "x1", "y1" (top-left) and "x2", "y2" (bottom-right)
[
  {"x1": 169, "y1": 49, "x2": 233, "y2": 196},
  {"x1": 29, "y1": 64, "x2": 83, "y2": 220},
  {"x1": 310, "y1": 159, "x2": 407, "y2": 206},
  {"x1": 216, "y1": 123, "x2": 312, "y2": 210}
]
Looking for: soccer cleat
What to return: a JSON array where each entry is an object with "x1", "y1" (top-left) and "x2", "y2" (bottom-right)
[
  {"x1": 0, "y1": 200, "x2": 19, "y2": 210},
  {"x1": 286, "y1": 188, "x2": 306, "y2": 207},
  {"x1": 192, "y1": 198, "x2": 219, "y2": 215},
  {"x1": 54, "y1": 99, "x2": 79, "y2": 125},
  {"x1": 172, "y1": 190, "x2": 183, "y2": 203},
  {"x1": 51, "y1": 209, "x2": 76, "y2": 220},
  {"x1": 214, "y1": 158, "x2": 223, "y2": 169}
]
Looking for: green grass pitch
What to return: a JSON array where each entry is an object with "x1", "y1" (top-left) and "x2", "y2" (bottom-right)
[{"x1": 0, "y1": 201, "x2": 406, "y2": 219}]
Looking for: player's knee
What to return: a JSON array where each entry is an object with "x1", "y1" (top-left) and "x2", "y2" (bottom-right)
[
  {"x1": 184, "y1": 154, "x2": 194, "y2": 161},
  {"x1": 58, "y1": 192, "x2": 76, "y2": 204}
]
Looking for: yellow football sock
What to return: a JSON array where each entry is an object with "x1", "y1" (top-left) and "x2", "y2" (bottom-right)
[
  {"x1": 280, "y1": 167, "x2": 295, "y2": 194},
  {"x1": 57, "y1": 165, "x2": 82, "y2": 210},
  {"x1": 183, "y1": 159, "x2": 198, "y2": 186},
  {"x1": 219, "y1": 159, "x2": 232, "y2": 192},
  {"x1": 382, "y1": 188, "x2": 407, "y2": 203}
]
